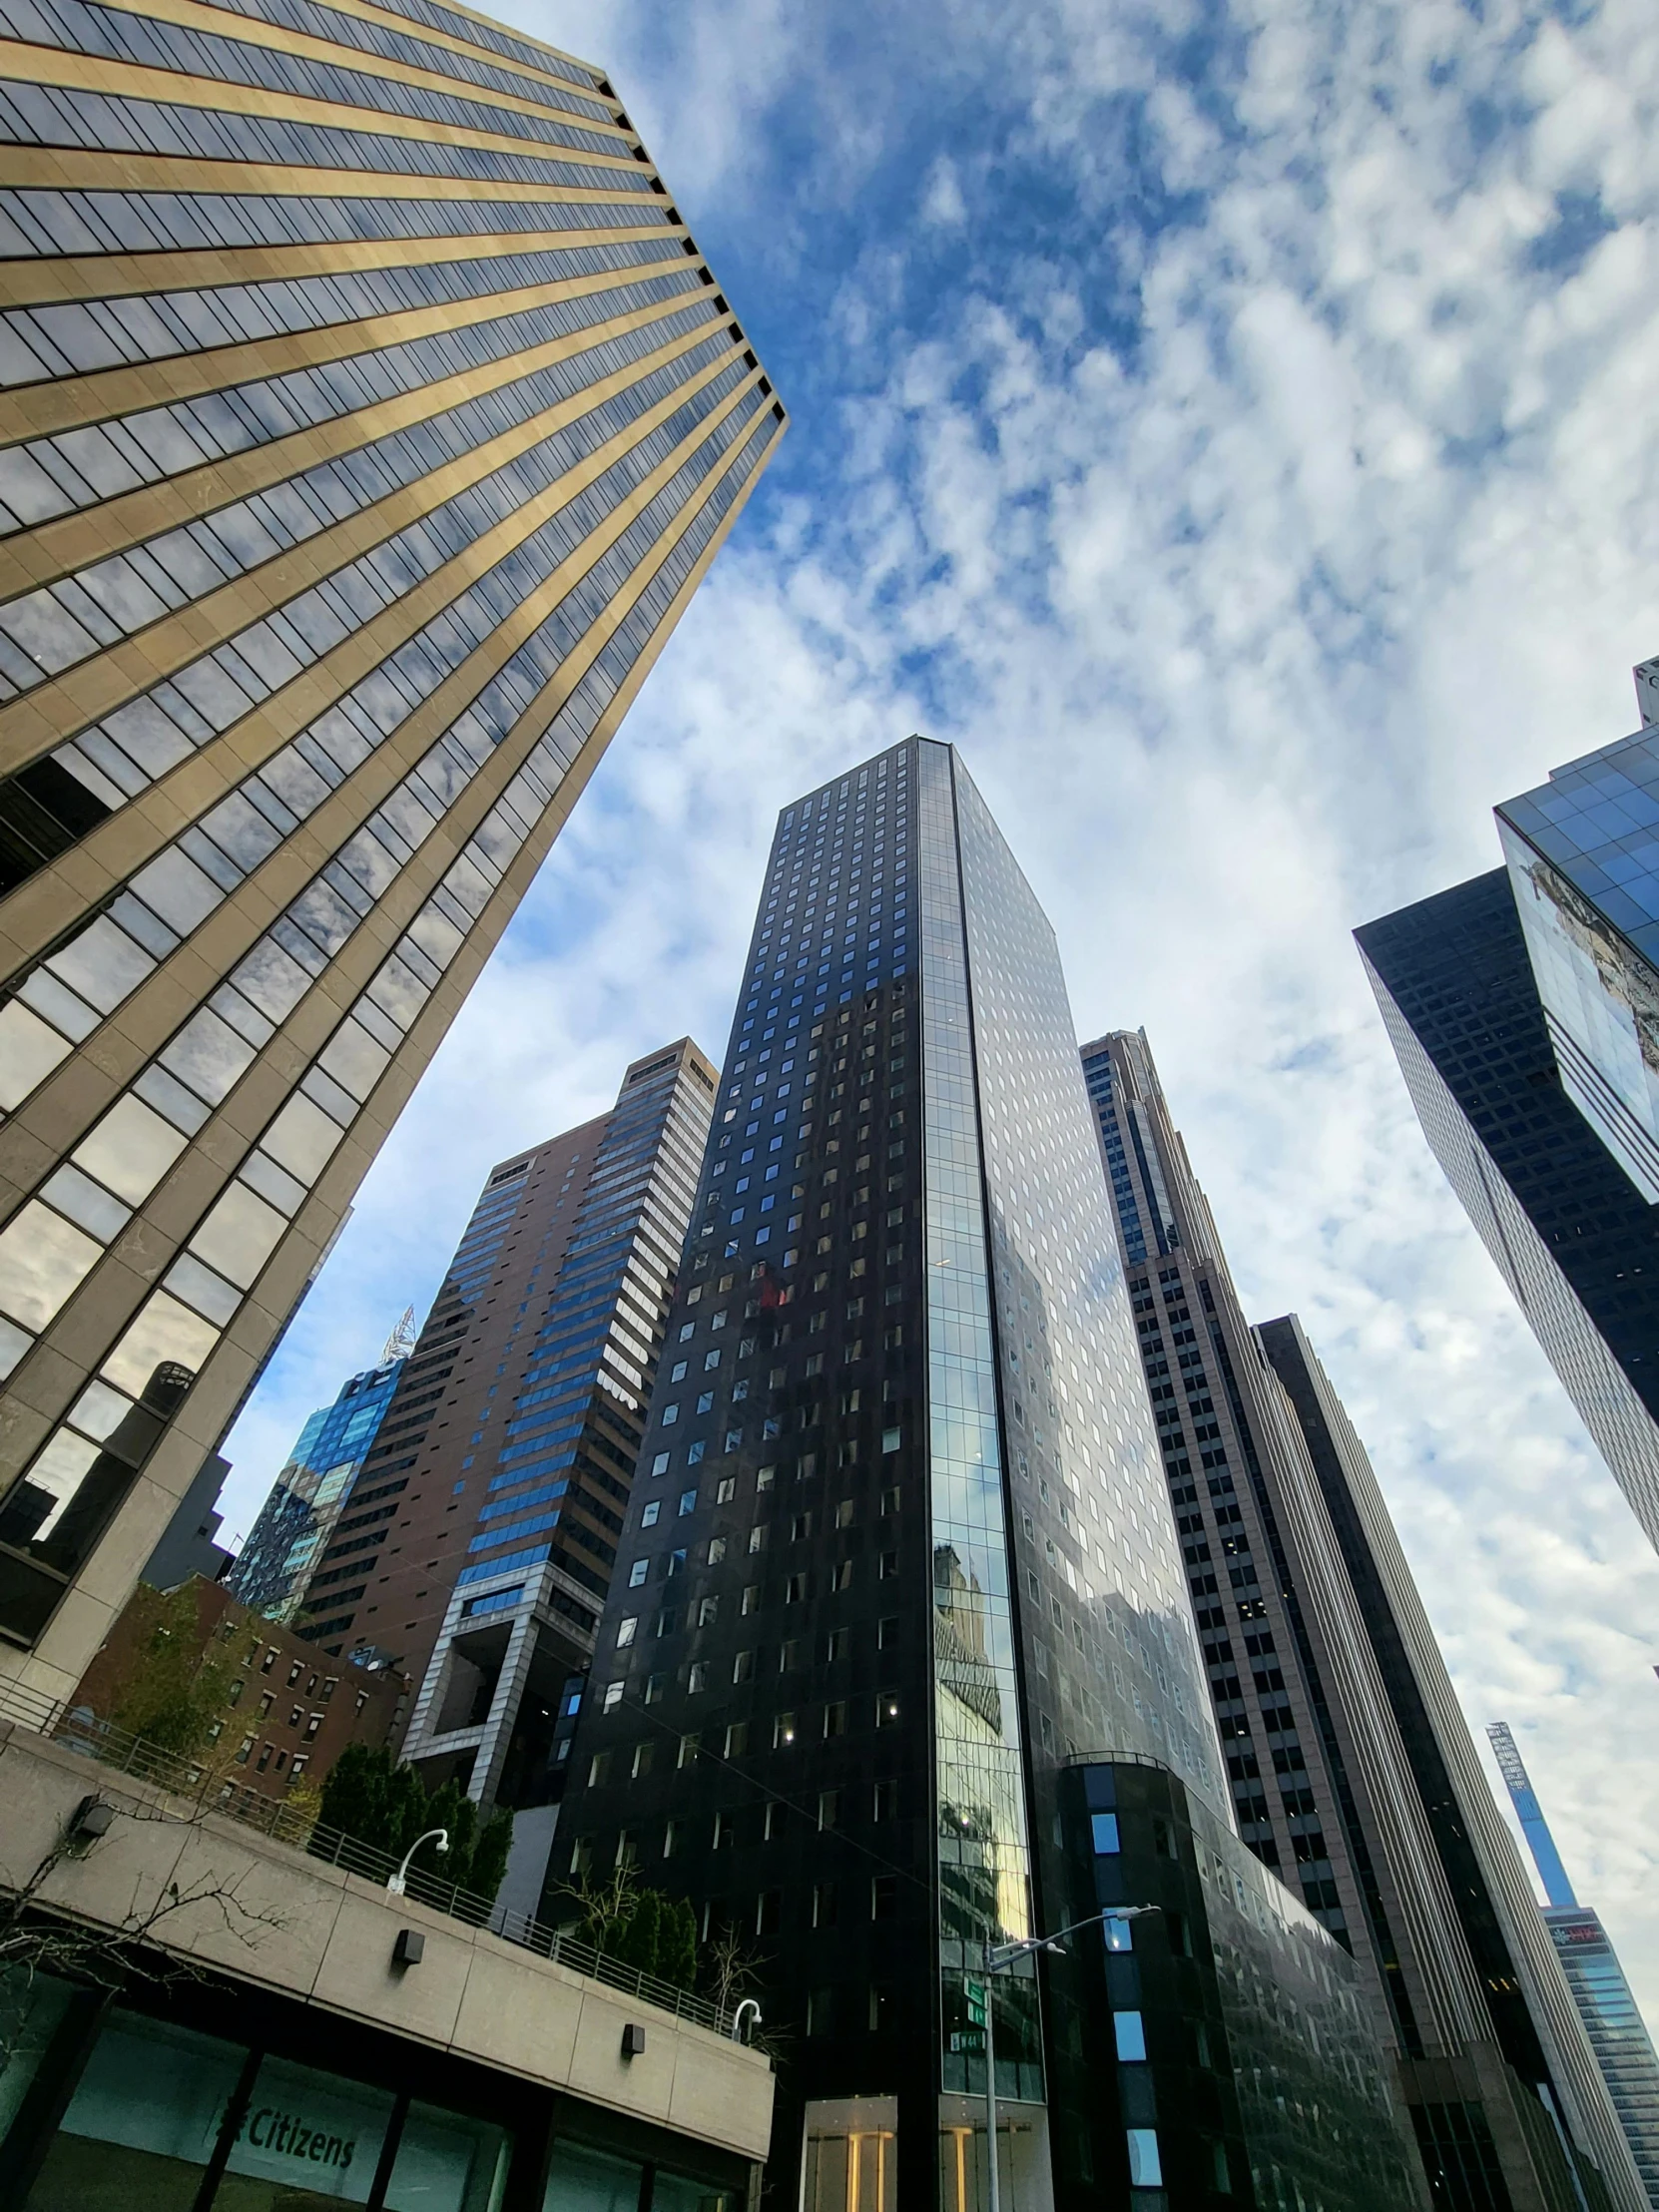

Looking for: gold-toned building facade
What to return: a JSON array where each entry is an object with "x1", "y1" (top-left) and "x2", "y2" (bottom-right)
[{"x1": 0, "y1": 0, "x2": 784, "y2": 1697}]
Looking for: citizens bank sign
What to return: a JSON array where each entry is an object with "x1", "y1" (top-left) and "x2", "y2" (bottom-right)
[{"x1": 237, "y1": 2102, "x2": 358, "y2": 2172}]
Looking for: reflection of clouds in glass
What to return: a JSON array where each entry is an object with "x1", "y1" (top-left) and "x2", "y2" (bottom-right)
[{"x1": 0, "y1": 1199, "x2": 101, "y2": 1332}]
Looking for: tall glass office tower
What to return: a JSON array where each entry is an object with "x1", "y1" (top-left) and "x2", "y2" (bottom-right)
[
  {"x1": 552, "y1": 743, "x2": 1419, "y2": 2212},
  {"x1": 1359, "y1": 660, "x2": 1659, "y2": 1558},
  {"x1": 0, "y1": 0, "x2": 784, "y2": 1701},
  {"x1": 1488, "y1": 1724, "x2": 1659, "y2": 2210}
]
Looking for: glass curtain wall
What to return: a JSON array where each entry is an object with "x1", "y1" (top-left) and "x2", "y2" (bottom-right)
[{"x1": 917, "y1": 739, "x2": 1038, "y2": 2102}]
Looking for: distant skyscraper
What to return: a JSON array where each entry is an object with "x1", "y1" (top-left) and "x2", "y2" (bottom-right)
[
  {"x1": 1488, "y1": 1723, "x2": 1659, "y2": 2210},
  {"x1": 0, "y1": 0, "x2": 785, "y2": 1706},
  {"x1": 228, "y1": 1339, "x2": 410, "y2": 1620},
  {"x1": 1083, "y1": 1028, "x2": 1648, "y2": 2212},
  {"x1": 553, "y1": 743, "x2": 1421, "y2": 2212},
  {"x1": 361, "y1": 1041, "x2": 714, "y2": 1844}
]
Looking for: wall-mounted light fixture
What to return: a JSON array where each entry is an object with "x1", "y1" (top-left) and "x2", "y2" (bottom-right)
[
  {"x1": 621, "y1": 2023, "x2": 646, "y2": 2059},
  {"x1": 69, "y1": 1796, "x2": 114, "y2": 1840},
  {"x1": 392, "y1": 1929, "x2": 425, "y2": 1967}
]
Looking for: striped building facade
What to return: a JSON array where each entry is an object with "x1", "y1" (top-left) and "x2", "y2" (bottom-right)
[{"x1": 0, "y1": 0, "x2": 784, "y2": 1698}]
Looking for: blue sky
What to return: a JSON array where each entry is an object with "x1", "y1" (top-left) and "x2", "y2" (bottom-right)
[{"x1": 222, "y1": 0, "x2": 1659, "y2": 2018}]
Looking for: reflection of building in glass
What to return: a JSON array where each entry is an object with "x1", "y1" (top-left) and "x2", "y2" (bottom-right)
[
  {"x1": 1488, "y1": 1723, "x2": 1659, "y2": 2211},
  {"x1": 228, "y1": 1333, "x2": 410, "y2": 1620},
  {"x1": 553, "y1": 740, "x2": 1406, "y2": 2212},
  {"x1": 1359, "y1": 663, "x2": 1659, "y2": 1558},
  {"x1": 0, "y1": 0, "x2": 785, "y2": 1707},
  {"x1": 1085, "y1": 1027, "x2": 1648, "y2": 2212}
]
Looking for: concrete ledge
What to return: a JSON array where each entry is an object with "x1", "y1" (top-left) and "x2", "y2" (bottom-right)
[{"x1": 0, "y1": 1719, "x2": 773, "y2": 2161}]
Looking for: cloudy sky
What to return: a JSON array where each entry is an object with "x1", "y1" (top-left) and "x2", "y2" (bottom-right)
[{"x1": 222, "y1": 0, "x2": 1659, "y2": 2019}]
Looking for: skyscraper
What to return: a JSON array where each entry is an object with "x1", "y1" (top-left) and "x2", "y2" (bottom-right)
[
  {"x1": 353, "y1": 1042, "x2": 713, "y2": 1856},
  {"x1": 551, "y1": 743, "x2": 1420, "y2": 2212},
  {"x1": 1487, "y1": 1723, "x2": 1659, "y2": 2212},
  {"x1": 227, "y1": 1324, "x2": 412, "y2": 1619},
  {"x1": 1357, "y1": 666, "x2": 1659, "y2": 1557},
  {"x1": 0, "y1": 0, "x2": 784, "y2": 1702},
  {"x1": 1083, "y1": 1028, "x2": 1648, "y2": 2212},
  {"x1": 1494, "y1": 671, "x2": 1659, "y2": 1207}
]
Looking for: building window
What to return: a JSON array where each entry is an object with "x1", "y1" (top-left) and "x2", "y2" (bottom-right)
[{"x1": 1126, "y1": 2130, "x2": 1163, "y2": 2188}]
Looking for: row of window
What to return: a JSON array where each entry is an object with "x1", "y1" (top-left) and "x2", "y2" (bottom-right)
[
  {"x1": 174, "y1": 0, "x2": 616, "y2": 123},
  {"x1": 4, "y1": 0, "x2": 632, "y2": 158},
  {"x1": 0, "y1": 77, "x2": 651, "y2": 208},
  {"x1": 0, "y1": 184, "x2": 666, "y2": 272}
]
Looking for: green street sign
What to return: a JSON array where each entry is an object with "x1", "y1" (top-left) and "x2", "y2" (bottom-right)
[
  {"x1": 965, "y1": 1979, "x2": 986, "y2": 2027},
  {"x1": 950, "y1": 2029, "x2": 986, "y2": 2054}
]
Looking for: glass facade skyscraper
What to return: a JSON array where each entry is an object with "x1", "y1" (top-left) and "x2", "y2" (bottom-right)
[
  {"x1": 1494, "y1": 673, "x2": 1659, "y2": 1207},
  {"x1": 1084, "y1": 1027, "x2": 1648, "y2": 2212},
  {"x1": 0, "y1": 0, "x2": 783, "y2": 1703},
  {"x1": 551, "y1": 742, "x2": 1418, "y2": 2212},
  {"x1": 226, "y1": 1339, "x2": 407, "y2": 1618},
  {"x1": 1488, "y1": 1724, "x2": 1659, "y2": 2210},
  {"x1": 1358, "y1": 871, "x2": 1659, "y2": 1554}
]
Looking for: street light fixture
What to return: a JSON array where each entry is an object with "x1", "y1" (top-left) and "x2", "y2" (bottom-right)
[
  {"x1": 732, "y1": 1998, "x2": 762, "y2": 2045},
  {"x1": 386, "y1": 1827, "x2": 450, "y2": 1897},
  {"x1": 975, "y1": 1905, "x2": 1161, "y2": 2212}
]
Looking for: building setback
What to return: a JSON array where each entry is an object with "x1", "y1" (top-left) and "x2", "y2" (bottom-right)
[
  {"x1": 0, "y1": 0, "x2": 785, "y2": 1709},
  {"x1": 1487, "y1": 1723, "x2": 1659, "y2": 2211},
  {"x1": 227, "y1": 1325, "x2": 411, "y2": 1620},
  {"x1": 552, "y1": 741, "x2": 1421, "y2": 2212},
  {"x1": 1083, "y1": 1028, "x2": 1647, "y2": 2212}
]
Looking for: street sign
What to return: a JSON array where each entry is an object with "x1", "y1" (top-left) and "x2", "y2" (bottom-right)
[
  {"x1": 949, "y1": 2029, "x2": 986, "y2": 2054},
  {"x1": 965, "y1": 1978, "x2": 986, "y2": 2027}
]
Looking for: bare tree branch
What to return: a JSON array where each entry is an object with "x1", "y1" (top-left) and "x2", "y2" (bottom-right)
[{"x1": 0, "y1": 1785, "x2": 292, "y2": 2063}]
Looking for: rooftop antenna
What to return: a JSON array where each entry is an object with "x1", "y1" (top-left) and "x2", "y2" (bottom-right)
[{"x1": 380, "y1": 1306, "x2": 417, "y2": 1365}]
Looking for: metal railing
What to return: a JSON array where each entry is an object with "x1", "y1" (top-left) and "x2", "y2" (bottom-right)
[{"x1": 0, "y1": 1677, "x2": 733, "y2": 2038}]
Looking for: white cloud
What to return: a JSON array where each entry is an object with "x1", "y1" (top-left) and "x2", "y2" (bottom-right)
[
  {"x1": 920, "y1": 154, "x2": 968, "y2": 227},
  {"x1": 221, "y1": 0, "x2": 1659, "y2": 2031}
]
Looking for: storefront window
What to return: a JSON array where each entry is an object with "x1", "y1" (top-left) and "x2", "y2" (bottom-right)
[
  {"x1": 21, "y1": 2001, "x2": 522, "y2": 2212},
  {"x1": 385, "y1": 2099, "x2": 509, "y2": 2212},
  {"x1": 0, "y1": 1967, "x2": 74, "y2": 2149},
  {"x1": 219, "y1": 2052, "x2": 395, "y2": 2206},
  {"x1": 542, "y1": 2139, "x2": 645, "y2": 2212},
  {"x1": 27, "y1": 2010, "x2": 247, "y2": 2210}
]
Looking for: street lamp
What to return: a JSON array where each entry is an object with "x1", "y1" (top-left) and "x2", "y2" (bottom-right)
[
  {"x1": 386, "y1": 1828, "x2": 450, "y2": 1897},
  {"x1": 974, "y1": 1905, "x2": 1160, "y2": 2212},
  {"x1": 732, "y1": 1998, "x2": 762, "y2": 2045}
]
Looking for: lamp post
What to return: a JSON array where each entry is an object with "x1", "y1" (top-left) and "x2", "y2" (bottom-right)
[
  {"x1": 732, "y1": 1998, "x2": 762, "y2": 2045},
  {"x1": 386, "y1": 1827, "x2": 449, "y2": 1897},
  {"x1": 977, "y1": 1905, "x2": 1160, "y2": 2212}
]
